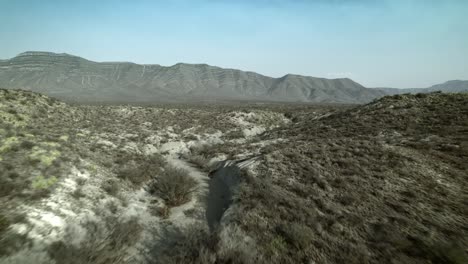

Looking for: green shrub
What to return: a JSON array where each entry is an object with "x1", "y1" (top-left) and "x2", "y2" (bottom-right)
[
  {"x1": 149, "y1": 166, "x2": 197, "y2": 207},
  {"x1": 31, "y1": 175, "x2": 57, "y2": 190}
]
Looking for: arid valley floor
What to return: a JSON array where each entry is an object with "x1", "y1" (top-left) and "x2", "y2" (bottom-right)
[{"x1": 0, "y1": 88, "x2": 467, "y2": 264}]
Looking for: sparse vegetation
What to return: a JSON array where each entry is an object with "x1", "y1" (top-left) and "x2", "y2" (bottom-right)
[{"x1": 0, "y1": 89, "x2": 466, "y2": 263}]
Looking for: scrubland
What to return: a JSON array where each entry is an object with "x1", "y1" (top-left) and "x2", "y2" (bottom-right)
[{"x1": 0, "y1": 88, "x2": 466, "y2": 263}]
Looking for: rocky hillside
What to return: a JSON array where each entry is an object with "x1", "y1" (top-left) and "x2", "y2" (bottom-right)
[{"x1": 0, "y1": 52, "x2": 382, "y2": 103}]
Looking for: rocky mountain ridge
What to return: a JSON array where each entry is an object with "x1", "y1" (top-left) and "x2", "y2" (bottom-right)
[
  {"x1": 1, "y1": 52, "x2": 466, "y2": 104},
  {"x1": 0, "y1": 52, "x2": 381, "y2": 103}
]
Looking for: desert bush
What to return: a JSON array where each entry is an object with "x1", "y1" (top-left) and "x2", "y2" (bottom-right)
[
  {"x1": 48, "y1": 217, "x2": 143, "y2": 264},
  {"x1": 188, "y1": 154, "x2": 210, "y2": 172},
  {"x1": 7, "y1": 108, "x2": 17, "y2": 115},
  {"x1": 184, "y1": 134, "x2": 199, "y2": 141},
  {"x1": 149, "y1": 166, "x2": 197, "y2": 207},
  {"x1": 116, "y1": 153, "x2": 165, "y2": 185},
  {"x1": 190, "y1": 144, "x2": 217, "y2": 157},
  {"x1": 31, "y1": 175, "x2": 57, "y2": 190},
  {"x1": 223, "y1": 129, "x2": 244, "y2": 139},
  {"x1": 28, "y1": 175, "x2": 58, "y2": 198},
  {"x1": 152, "y1": 224, "x2": 217, "y2": 264},
  {"x1": 277, "y1": 222, "x2": 314, "y2": 250},
  {"x1": 76, "y1": 177, "x2": 87, "y2": 186},
  {"x1": 106, "y1": 200, "x2": 119, "y2": 214},
  {"x1": 265, "y1": 236, "x2": 287, "y2": 257},
  {"x1": 216, "y1": 225, "x2": 260, "y2": 264},
  {"x1": 102, "y1": 179, "x2": 120, "y2": 196},
  {"x1": 72, "y1": 187, "x2": 85, "y2": 199},
  {"x1": 156, "y1": 205, "x2": 171, "y2": 219},
  {"x1": 19, "y1": 140, "x2": 35, "y2": 150}
]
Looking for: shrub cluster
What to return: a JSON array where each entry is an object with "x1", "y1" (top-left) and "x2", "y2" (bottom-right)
[
  {"x1": 115, "y1": 153, "x2": 165, "y2": 185},
  {"x1": 149, "y1": 166, "x2": 197, "y2": 207}
]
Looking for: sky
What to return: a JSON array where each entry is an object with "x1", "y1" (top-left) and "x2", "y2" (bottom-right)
[{"x1": 0, "y1": 0, "x2": 467, "y2": 88}]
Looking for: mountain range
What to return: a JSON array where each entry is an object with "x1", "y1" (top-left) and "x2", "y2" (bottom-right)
[
  {"x1": 376, "y1": 80, "x2": 468, "y2": 95},
  {"x1": 0, "y1": 51, "x2": 466, "y2": 103}
]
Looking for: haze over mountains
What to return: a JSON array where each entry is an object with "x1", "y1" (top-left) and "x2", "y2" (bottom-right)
[{"x1": 0, "y1": 51, "x2": 466, "y2": 104}]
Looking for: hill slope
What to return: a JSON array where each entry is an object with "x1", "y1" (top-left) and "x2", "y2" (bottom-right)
[
  {"x1": 208, "y1": 92, "x2": 468, "y2": 264},
  {"x1": 375, "y1": 80, "x2": 468, "y2": 95},
  {"x1": 0, "y1": 51, "x2": 382, "y2": 103},
  {"x1": 426, "y1": 80, "x2": 468, "y2": 93}
]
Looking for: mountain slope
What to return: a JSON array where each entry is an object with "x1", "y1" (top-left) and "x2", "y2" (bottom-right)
[
  {"x1": 0, "y1": 51, "x2": 382, "y2": 103},
  {"x1": 374, "y1": 80, "x2": 468, "y2": 95},
  {"x1": 426, "y1": 80, "x2": 468, "y2": 93}
]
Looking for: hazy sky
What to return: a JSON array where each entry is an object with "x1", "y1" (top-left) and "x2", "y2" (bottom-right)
[{"x1": 1, "y1": 0, "x2": 467, "y2": 88}]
